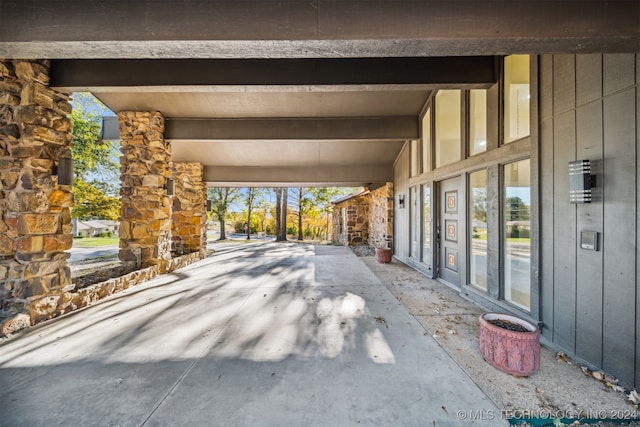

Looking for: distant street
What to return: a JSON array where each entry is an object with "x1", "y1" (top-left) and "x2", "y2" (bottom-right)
[
  {"x1": 68, "y1": 234, "x2": 276, "y2": 263},
  {"x1": 68, "y1": 244, "x2": 119, "y2": 262}
]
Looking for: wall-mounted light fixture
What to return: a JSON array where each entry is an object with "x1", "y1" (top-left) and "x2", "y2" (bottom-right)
[
  {"x1": 206, "y1": 199, "x2": 212, "y2": 211},
  {"x1": 166, "y1": 178, "x2": 174, "y2": 196},
  {"x1": 398, "y1": 194, "x2": 405, "y2": 209},
  {"x1": 57, "y1": 156, "x2": 74, "y2": 186},
  {"x1": 569, "y1": 160, "x2": 596, "y2": 203}
]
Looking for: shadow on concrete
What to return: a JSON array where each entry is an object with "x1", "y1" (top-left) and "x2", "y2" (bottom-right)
[{"x1": 0, "y1": 243, "x2": 501, "y2": 426}]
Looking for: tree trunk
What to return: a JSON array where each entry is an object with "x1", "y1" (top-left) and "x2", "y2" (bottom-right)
[
  {"x1": 246, "y1": 205, "x2": 252, "y2": 240},
  {"x1": 296, "y1": 188, "x2": 303, "y2": 241},
  {"x1": 219, "y1": 219, "x2": 226, "y2": 240},
  {"x1": 278, "y1": 189, "x2": 288, "y2": 241},
  {"x1": 275, "y1": 188, "x2": 282, "y2": 240}
]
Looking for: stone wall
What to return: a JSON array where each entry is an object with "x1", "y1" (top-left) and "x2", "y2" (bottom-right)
[
  {"x1": 0, "y1": 60, "x2": 74, "y2": 327},
  {"x1": 1, "y1": 251, "x2": 202, "y2": 336},
  {"x1": 332, "y1": 192, "x2": 371, "y2": 246},
  {"x1": 369, "y1": 183, "x2": 394, "y2": 250},
  {"x1": 331, "y1": 183, "x2": 393, "y2": 249},
  {"x1": 118, "y1": 112, "x2": 172, "y2": 272},
  {"x1": 171, "y1": 162, "x2": 207, "y2": 258},
  {"x1": 331, "y1": 206, "x2": 344, "y2": 244}
]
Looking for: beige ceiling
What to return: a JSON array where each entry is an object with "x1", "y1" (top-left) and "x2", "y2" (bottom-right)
[
  {"x1": 94, "y1": 88, "x2": 430, "y2": 119},
  {"x1": 92, "y1": 86, "x2": 428, "y2": 187},
  {"x1": 171, "y1": 139, "x2": 406, "y2": 167}
]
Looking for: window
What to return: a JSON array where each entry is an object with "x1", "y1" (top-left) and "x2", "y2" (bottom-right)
[
  {"x1": 435, "y1": 90, "x2": 461, "y2": 167},
  {"x1": 503, "y1": 159, "x2": 531, "y2": 310},
  {"x1": 341, "y1": 208, "x2": 347, "y2": 235},
  {"x1": 469, "y1": 90, "x2": 487, "y2": 156},
  {"x1": 410, "y1": 186, "x2": 419, "y2": 258},
  {"x1": 422, "y1": 184, "x2": 431, "y2": 269},
  {"x1": 504, "y1": 55, "x2": 530, "y2": 143},
  {"x1": 421, "y1": 108, "x2": 431, "y2": 172},
  {"x1": 469, "y1": 170, "x2": 488, "y2": 290},
  {"x1": 410, "y1": 140, "x2": 420, "y2": 177}
]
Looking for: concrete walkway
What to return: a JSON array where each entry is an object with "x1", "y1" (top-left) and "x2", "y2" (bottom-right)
[{"x1": 0, "y1": 244, "x2": 504, "y2": 426}]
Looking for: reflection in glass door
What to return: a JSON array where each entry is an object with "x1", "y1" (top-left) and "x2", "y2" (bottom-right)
[
  {"x1": 469, "y1": 170, "x2": 488, "y2": 290},
  {"x1": 410, "y1": 186, "x2": 419, "y2": 259},
  {"x1": 422, "y1": 184, "x2": 432, "y2": 273},
  {"x1": 503, "y1": 159, "x2": 531, "y2": 311}
]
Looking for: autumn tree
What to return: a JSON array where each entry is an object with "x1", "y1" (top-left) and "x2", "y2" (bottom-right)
[
  {"x1": 243, "y1": 188, "x2": 263, "y2": 240},
  {"x1": 69, "y1": 93, "x2": 120, "y2": 220},
  {"x1": 275, "y1": 188, "x2": 288, "y2": 241},
  {"x1": 288, "y1": 187, "x2": 356, "y2": 241},
  {"x1": 291, "y1": 188, "x2": 312, "y2": 241},
  {"x1": 208, "y1": 187, "x2": 239, "y2": 240},
  {"x1": 309, "y1": 187, "x2": 344, "y2": 240}
]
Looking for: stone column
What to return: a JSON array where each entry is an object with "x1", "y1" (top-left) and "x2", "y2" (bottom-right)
[
  {"x1": 171, "y1": 162, "x2": 207, "y2": 258},
  {"x1": 118, "y1": 112, "x2": 172, "y2": 272},
  {"x1": 0, "y1": 60, "x2": 74, "y2": 333},
  {"x1": 369, "y1": 183, "x2": 394, "y2": 250}
]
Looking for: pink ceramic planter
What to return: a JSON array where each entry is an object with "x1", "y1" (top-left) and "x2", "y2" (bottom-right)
[
  {"x1": 375, "y1": 248, "x2": 392, "y2": 263},
  {"x1": 479, "y1": 312, "x2": 540, "y2": 377}
]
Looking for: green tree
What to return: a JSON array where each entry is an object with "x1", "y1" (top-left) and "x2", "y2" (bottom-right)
[
  {"x1": 69, "y1": 93, "x2": 120, "y2": 220},
  {"x1": 243, "y1": 188, "x2": 263, "y2": 240},
  {"x1": 72, "y1": 180, "x2": 120, "y2": 221},
  {"x1": 472, "y1": 188, "x2": 488, "y2": 223},
  {"x1": 208, "y1": 187, "x2": 240, "y2": 240},
  {"x1": 309, "y1": 187, "x2": 346, "y2": 240},
  {"x1": 292, "y1": 188, "x2": 311, "y2": 241},
  {"x1": 506, "y1": 196, "x2": 530, "y2": 221}
]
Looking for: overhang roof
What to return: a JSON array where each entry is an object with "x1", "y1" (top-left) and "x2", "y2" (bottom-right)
[
  {"x1": 72, "y1": 57, "x2": 498, "y2": 187},
  {"x1": 2, "y1": 0, "x2": 638, "y2": 187}
]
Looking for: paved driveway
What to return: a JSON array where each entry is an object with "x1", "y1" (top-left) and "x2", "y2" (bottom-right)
[{"x1": 0, "y1": 244, "x2": 503, "y2": 426}]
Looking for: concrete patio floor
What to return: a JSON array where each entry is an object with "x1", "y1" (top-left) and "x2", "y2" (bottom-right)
[{"x1": 0, "y1": 243, "x2": 504, "y2": 426}]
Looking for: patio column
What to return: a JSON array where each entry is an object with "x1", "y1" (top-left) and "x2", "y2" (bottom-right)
[
  {"x1": 118, "y1": 111, "x2": 172, "y2": 272},
  {"x1": 171, "y1": 162, "x2": 207, "y2": 258},
  {"x1": 370, "y1": 183, "x2": 394, "y2": 250},
  {"x1": 0, "y1": 60, "x2": 74, "y2": 334}
]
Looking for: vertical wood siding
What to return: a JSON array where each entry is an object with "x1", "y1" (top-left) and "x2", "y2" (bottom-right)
[
  {"x1": 636, "y1": 54, "x2": 640, "y2": 389},
  {"x1": 539, "y1": 53, "x2": 638, "y2": 388}
]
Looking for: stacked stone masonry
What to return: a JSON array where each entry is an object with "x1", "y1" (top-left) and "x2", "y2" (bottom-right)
[
  {"x1": 118, "y1": 111, "x2": 173, "y2": 272},
  {"x1": 332, "y1": 183, "x2": 393, "y2": 249},
  {"x1": 0, "y1": 70, "x2": 210, "y2": 335},
  {"x1": 0, "y1": 60, "x2": 75, "y2": 326},
  {"x1": 369, "y1": 183, "x2": 394, "y2": 250},
  {"x1": 171, "y1": 162, "x2": 207, "y2": 258},
  {"x1": 0, "y1": 252, "x2": 202, "y2": 336}
]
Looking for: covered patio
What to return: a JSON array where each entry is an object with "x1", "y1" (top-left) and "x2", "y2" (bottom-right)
[{"x1": 0, "y1": 243, "x2": 501, "y2": 426}]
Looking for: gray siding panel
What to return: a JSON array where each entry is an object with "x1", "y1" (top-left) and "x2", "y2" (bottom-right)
[
  {"x1": 603, "y1": 54, "x2": 636, "y2": 96},
  {"x1": 540, "y1": 55, "x2": 554, "y2": 120},
  {"x1": 553, "y1": 55, "x2": 575, "y2": 115},
  {"x1": 576, "y1": 54, "x2": 602, "y2": 107},
  {"x1": 552, "y1": 109, "x2": 577, "y2": 352},
  {"x1": 575, "y1": 100, "x2": 604, "y2": 366},
  {"x1": 540, "y1": 53, "x2": 639, "y2": 388},
  {"x1": 602, "y1": 89, "x2": 636, "y2": 383},
  {"x1": 636, "y1": 67, "x2": 640, "y2": 388},
  {"x1": 540, "y1": 115, "x2": 555, "y2": 338},
  {"x1": 539, "y1": 55, "x2": 555, "y2": 338}
]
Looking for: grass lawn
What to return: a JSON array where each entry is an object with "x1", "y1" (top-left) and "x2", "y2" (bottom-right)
[{"x1": 73, "y1": 237, "x2": 119, "y2": 248}]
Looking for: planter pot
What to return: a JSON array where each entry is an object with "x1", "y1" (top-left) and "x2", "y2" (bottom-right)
[
  {"x1": 479, "y1": 312, "x2": 540, "y2": 377},
  {"x1": 375, "y1": 248, "x2": 392, "y2": 264}
]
